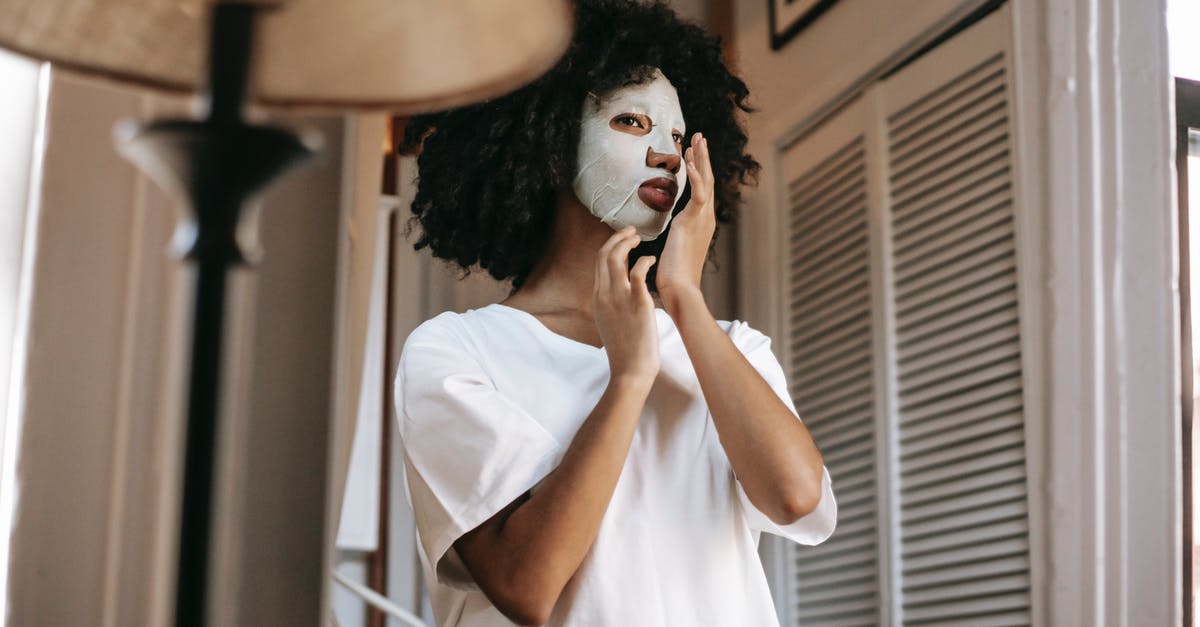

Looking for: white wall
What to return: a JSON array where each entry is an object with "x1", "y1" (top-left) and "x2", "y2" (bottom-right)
[
  {"x1": 219, "y1": 113, "x2": 345, "y2": 627},
  {"x1": 4, "y1": 67, "x2": 348, "y2": 626},
  {"x1": 4, "y1": 71, "x2": 181, "y2": 627},
  {"x1": 1011, "y1": 0, "x2": 1179, "y2": 623}
]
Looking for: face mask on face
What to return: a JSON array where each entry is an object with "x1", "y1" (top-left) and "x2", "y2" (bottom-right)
[{"x1": 573, "y1": 68, "x2": 688, "y2": 241}]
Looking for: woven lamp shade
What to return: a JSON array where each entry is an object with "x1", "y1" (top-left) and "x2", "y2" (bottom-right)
[{"x1": 0, "y1": 0, "x2": 573, "y2": 112}]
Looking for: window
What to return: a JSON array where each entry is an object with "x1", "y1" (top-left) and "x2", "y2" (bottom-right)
[{"x1": 0, "y1": 48, "x2": 47, "y2": 625}]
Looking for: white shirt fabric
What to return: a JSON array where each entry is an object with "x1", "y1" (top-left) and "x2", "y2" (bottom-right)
[{"x1": 394, "y1": 303, "x2": 837, "y2": 626}]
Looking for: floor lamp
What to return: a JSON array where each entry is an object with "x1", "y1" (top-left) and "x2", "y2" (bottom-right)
[{"x1": 0, "y1": 1, "x2": 572, "y2": 624}]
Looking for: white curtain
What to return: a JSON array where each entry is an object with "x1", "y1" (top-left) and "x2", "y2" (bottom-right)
[{"x1": 325, "y1": 112, "x2": 389, "y2": 587}]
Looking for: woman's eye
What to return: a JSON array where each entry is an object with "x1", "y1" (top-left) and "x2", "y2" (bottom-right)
[
  {"x1": 673, "y1": 132, "x2": 684, "y2": 144},
  {"x1": 616, "y1": 115, "x2": 643, "y2": 128}
]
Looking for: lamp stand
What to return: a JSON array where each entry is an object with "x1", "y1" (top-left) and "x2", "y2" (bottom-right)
[{"x1": 116, "y1": 5, "x2": 317, "y2": 626}]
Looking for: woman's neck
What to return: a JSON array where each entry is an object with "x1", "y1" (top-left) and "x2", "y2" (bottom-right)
[{"x1": 502, "y1": 193, "x2": 614, "y2": 319}]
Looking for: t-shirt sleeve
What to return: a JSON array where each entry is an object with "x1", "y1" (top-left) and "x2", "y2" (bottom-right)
[
  {"x1": 726, "y1": 319, "x2": 838, "y2": 546},
  {"x1": 394, "y1": 317, "x2": 563, "y2": 591}
]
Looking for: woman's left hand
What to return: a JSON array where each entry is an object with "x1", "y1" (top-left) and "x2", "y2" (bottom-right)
[{"x1": 657, "y1": 132, "x2": 715, "y2": 316}]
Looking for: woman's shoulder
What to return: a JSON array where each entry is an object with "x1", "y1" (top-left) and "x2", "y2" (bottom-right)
[
  {"x1": 401, "y1": 306, "x2": 507, "y2": 358},
  {"x1": 652, "y1": 310, "x2": 772, "y2": 358},
  {"x1": 403, "y1": 310, "x2": 463, "y2": 346},
  {"x1": 663, "y1": 311, "x2": 767, "y2": 343},
  {"x1": 715, "y1": 317, "x2": 773, "y2": 354}
]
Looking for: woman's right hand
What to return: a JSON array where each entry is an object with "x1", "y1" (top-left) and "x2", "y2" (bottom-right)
[{"x1": 594, "y1": 226, "x2": 660, "y2": 385}]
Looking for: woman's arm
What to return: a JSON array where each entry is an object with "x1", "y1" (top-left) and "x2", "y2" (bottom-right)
[
  {"x1": 453, "y1": 226, "x2": 660, "y2": 626},
  {"x1": 656, "y1": 133, "x2": 825, "y2": 525},
  {"x1": 666, "y1": 290, "x2": 826, "y2": 525},
  {"x1": 454, "y1": 375, "x2": 650, "y2": 625}
]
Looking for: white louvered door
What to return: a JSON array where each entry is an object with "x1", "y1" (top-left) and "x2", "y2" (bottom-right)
[
  {"x1": 882, "y1": 14, "x2": 1031, "y2": 625},
  {"x1": 774, "y1": 6, "x2": 1033, "y2": 626},
  {"x1": 779, "y1": 99, "x2": 884, "y2": 626}
]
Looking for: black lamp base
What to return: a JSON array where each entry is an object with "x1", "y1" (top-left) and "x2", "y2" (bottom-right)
[{"x1": 114, "y1": 5, "x2": 318, "y2": 626}]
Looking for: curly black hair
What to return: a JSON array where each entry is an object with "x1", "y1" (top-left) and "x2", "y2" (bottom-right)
[{"x1": 402, "y1": 0, "x2": 760, "y2": 293}]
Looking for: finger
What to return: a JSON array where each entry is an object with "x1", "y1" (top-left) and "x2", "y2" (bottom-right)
[
  {"x1": 608, "y1": 233, "x2": 641, "y2": 288},
  {"x1": 698, "y1": 134, "x2": 715, "y2": 183},
  {"x1": 600, "y1": 225, "x2": 636, "y2": 258},
  {"x1": 629, "y1": 255, "x2": 656, "y2": 292},
  {"x1": 691, "y1": 133, "x2": 712, "y2": 183},
  {"x1": 685, "y1": 155, "x2": 707, "y2": 205},
  {"x1": 685, "y1": 150, "x2": 700, "y2": 181},
  {"x1": 595, "y1": 242, "x2": 611, "y2": 295},
  {"x1": 688, "y1": 134, "x2": 714, "y2": 208},
  {"x1": 596, "y1": 226, "x2": 636, "y2": 293},
  {"x1": 684, "y1": 144, "x2": 700, "y2": 190}
]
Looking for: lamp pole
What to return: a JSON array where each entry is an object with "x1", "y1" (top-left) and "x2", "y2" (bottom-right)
[{"x1": 117, "y1": 5, "x2": 317, "y2": 625}]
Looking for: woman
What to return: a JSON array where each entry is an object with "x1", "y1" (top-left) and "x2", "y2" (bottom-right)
[{"x1": 394, "y1": 1, "x2": 836, "y2": 625}]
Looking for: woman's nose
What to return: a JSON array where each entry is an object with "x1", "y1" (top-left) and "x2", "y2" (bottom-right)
[{"x1": 646, "y1": 147, "x2": 681, "y2": 174}]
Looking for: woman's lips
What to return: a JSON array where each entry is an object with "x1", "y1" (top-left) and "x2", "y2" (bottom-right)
[{"x1": 638, "y1": 177, "x2": 678, "y2": 212}]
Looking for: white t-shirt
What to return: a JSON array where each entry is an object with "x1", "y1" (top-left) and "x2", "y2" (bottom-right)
[{"x1": 394, "y1": 303, "x2": 837, "y2": 626}]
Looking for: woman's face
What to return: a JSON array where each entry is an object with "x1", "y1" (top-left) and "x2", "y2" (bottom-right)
[{"x1": 573, "y1": 68, "x2": 688, "y2": 241}]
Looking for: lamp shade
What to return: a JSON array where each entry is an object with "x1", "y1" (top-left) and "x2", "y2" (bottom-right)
[{"x1": 0, "y1": 0, "x2": 574, "y2": 112}]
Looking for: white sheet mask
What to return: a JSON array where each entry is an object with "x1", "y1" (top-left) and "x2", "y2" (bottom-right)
[{"x1": 573, "y1": 69, "x2": 688, "y2": 241}]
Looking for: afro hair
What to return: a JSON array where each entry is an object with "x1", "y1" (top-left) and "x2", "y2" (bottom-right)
[{"x1": 402, "y1": 0, "x2": 760, "y2": 293}]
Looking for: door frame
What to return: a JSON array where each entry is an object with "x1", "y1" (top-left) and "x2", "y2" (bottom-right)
[{"x1": 1176, "y1": 75, "x2": 1200, "y2": 627}]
